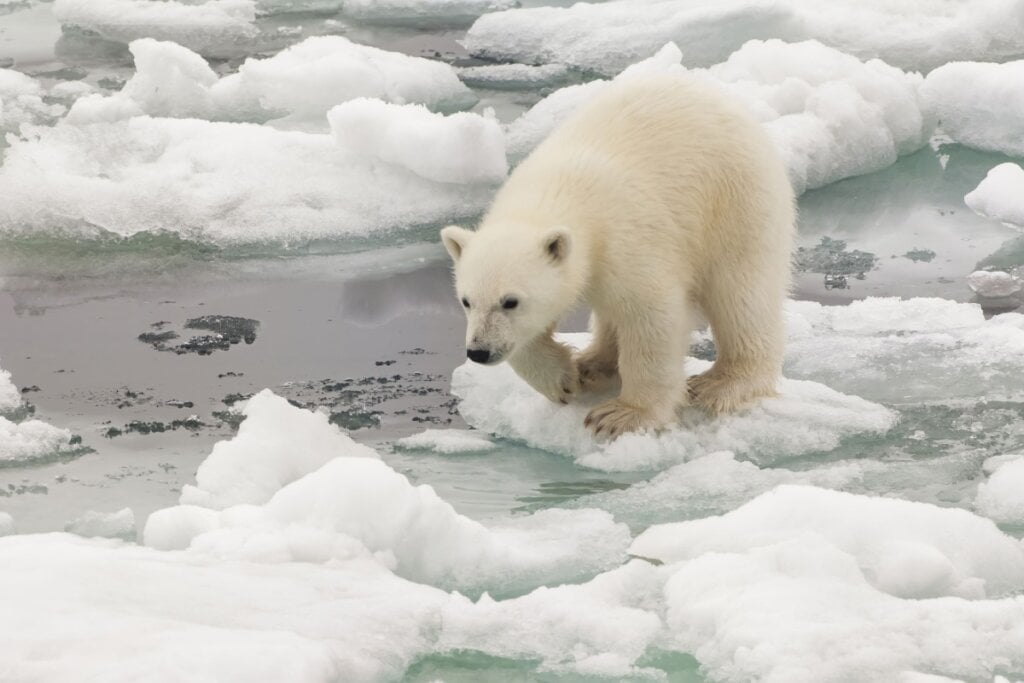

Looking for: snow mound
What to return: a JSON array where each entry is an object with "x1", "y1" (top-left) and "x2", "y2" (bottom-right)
[
  {"x1": 343, "y1": 0, "x2": 515, "y2": 27},
  {"x1": 464, "y1": 0, "x2": 1024, "y2": 76},
  {"x1": 922, "y1": 60, "x2": 1024, "y2": 158},
  {"x1": 395, "y1": 428, "x2": 497, "y2": 453},
  {"x1": 147, "y1": 390, "x2": 630, "y2": 595},
  {"x1": 505, "y1": 40, "x2": 930, "y2": 194},
  {"x1": 0, "y1": 110, "x2": 500, "y2": 245},
  {"x1": 68, "y1": 37, "x2": 476, "y2": 130},
  {"x1": 452, "y1": 332, "x2": 896, "y2": 472},
  {"x1": 65, "y1": 508, "x2": 136, "y2": 540},
  {"x1": 976, "y1": 456, "x2": 1024, "y2": 525},
  {"x1": 180, "y1": 389, "x2": 379, "y2": 509},
  {"x1": 52, "y1": 0, "x2": 258, "y2": 57},
  {"x1": 0, "y1": 68, "x2": 64, "y2": 136},
  {"x1": 965, "y1": 163, "x2": 1024, "y2": 230}
]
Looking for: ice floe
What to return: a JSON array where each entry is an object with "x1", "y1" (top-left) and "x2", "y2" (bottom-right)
[
  {"x1": 65, "y1": 508, "x2": 136, "y2": 540},
  {"x1": 0, "y1": 360, "x2": 81, "y2": 466},
  {"x1": 965, "y1": 163, "x2": 1024, "y2": 230},
  {"x1": 0, "y1": 68, "x2": 65, "y2": 136},
  {"x1": 395, "y1": 428, "x2": 497, "y2": 453},
  {"x1": 343, "y1": 0, "x2": 514, "y2": 27},
  {"x1": 505, "y1": 40, "x2": 931, "y2": 195},
  {"x1": 68, "y1": 37, "x2": 476, "y2": 130},
  {"x1": 922, "y1": 60, "x2": 1024, "y2": 158},
  {"x1": 464, "y1": 0, "x2": 1024, "y2": 76},
  {"x1": 977, "y1": 455, "x2": 1024, "y2": 526},
  {"x1": 53, "y1": 0, "x2": 259, "y2": 57}
]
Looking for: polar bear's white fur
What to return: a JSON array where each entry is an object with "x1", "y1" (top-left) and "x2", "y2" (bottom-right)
[{"x1": 442, "y1": 73, "x2": 795, "y2": 438}]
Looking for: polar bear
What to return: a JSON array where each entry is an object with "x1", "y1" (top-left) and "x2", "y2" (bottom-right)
[{"x1": 441, "y1": 73, "x2": 795, "y2": 438}]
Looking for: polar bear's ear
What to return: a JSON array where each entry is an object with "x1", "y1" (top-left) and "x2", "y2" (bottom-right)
[
  {"x1": 543, "y1": 227, "x2": 572, "y2": 263},
  {"x1": 440, "y1": 225, "x2": 473, "y2": 262}
]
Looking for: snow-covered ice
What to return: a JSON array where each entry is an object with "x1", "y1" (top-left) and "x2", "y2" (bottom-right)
[
  {"x1": 977, "y1": 455, "x2": 1024, "y2": 526},
  {"x1": 922, "y1": 60, "x2": 1024, "y2": 158},
  {"x1": 395, "y1": 428, "x2": 497, "y2": 453},
  {"x1": 457, "y1": 63, "x2": 577, "y2": 91},
  {"x1": 68, "y1": 37, "x2": 476, "y2": 130},
  {"x1": 968, "y1": 269, "x2": 1023, "y2": 299},
  {"x1": 0, "y1": 361, "x2": 20, "y2": 414},
  {"x1": 0, "y1": 68, "x2": 64, "y2": 136},
  {"x1": 65, "y1": 508, "x2": 136, "y2": 540},
  {"x1": 0, "y1": 360, "x2": 81, "y2": 466},
  {"x1": 505, "y1": 40, "x2": 931, "y2": 194},
  {"x1": 965, "y1": 163, "x2": 1024, "y2": 230},
  {"x1": 53, "y1": 0, "x2": 259, "y2": 57},
  {"x1": 464, "y1": 0, "x2": 1024, "y2": 76}
]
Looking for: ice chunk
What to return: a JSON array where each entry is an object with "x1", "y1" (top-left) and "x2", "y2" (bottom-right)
[
  {"x1": 0, "y1": 512, "x2": 12, "y2": 536},
  {"x1": 0, "y1": 68, "x2": 64, "y2": 136},
  {"x1": 52, "y1": 0, "x2": 259, "y2": 57},
  {"x1": 457, "y1": 63, "x2": 577, "y2": 91},
  {"x1": 64, "y1": 508, "x2": 136, "y2": 540},
  {"x1": 465, "y1": 0, "x2": 1024, "y2": 76},
  {"x1": 0, "y1": 362, "x2": 20, "y2": 414},
  {"x1": 328, "y1": 99, "x2": 507, "y2": 184},
  {"x1": 633, "y1": 485, "x2": 1024, "y2": 598},
  {"x1": 0, "y1": 112, "x2": 499, "y2": 245},
  {"x1": 180, "y1": 389, "x2": 379, "y2": 509},
  {"x1": 965, "y1": 163, "x2": 1024, "y2": 231},
  {"x1": 505, "y1": 40, "x2": 930, "y2": 194},
  {"x1": 0, "y1": 416, "x2": 80, "y2": 465},
  {"x1": 967, "y1": 269, "x2": 1023, "y2": 299},
  {"x1": 976, "y1": 456, "x2": 1024, "y2": 525},
  {"x1": 922, "y1": 61, "x2": 1024, "y2": 158},
  {"x1": 395, "y1": 428, "x2": 497, "y2": 453},
  {"x1": 452, "y1": 332, "x2": 896, "y2": 472},
  {"x1": 343, "y1": 0, "x2": 515, "y2": 27},
  {"x1": 68, "y1": 37, "x2": 476, "y2": 130}
]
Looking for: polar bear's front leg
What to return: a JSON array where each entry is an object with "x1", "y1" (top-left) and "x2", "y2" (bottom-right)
[
  {"x1": 585, "y1": 306, "x2": 686, "y2": 438},
  {"x1": 508, "y1": 330, "x2": 579, "y2": 405},
  {"x1": 575, "y1": 313, "x2": 619, "y2": 394}
]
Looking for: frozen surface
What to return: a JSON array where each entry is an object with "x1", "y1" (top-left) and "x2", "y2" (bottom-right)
[
  {"x1": 505, "y1": 40, "x2": 931, "y2": 194},
  {"x1": 68, "y1": 37, "x2": 476, "y2": 130},
  {"x1": 0, "y1": 112, "x2": 501, "y2": 245},
  {"x1": 395, "y1": 428, "x2": 497, "y2": 453},
  {"x1": 977, "y1": 455, "x2": 1024, "y2": 525},
  {"x1": 52, "y1": 0, "x2": 258, "y2": 57},
  {"x1": 922, "y1": 60, "x2": 1024, "y2": 158},
  {"x1": 65, "y1": 507, "x2": 136, "y2": 540},
  {"x1": 344, "y1": 0, "x2": 515, "y2": 27},
  {"x1": 453, "y1": 332, "x2": 896, "y2": 472},
  {"x1": 966, "y1": 163, "x2": 1024, "y2": 230},
  {"x1": 465, "y1": 0, "x2": 1024, "y2": 76}
]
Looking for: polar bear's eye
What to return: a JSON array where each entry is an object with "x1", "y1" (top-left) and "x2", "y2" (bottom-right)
[
  {"x1": 502, "y1": 298, "x2": 519, "y2": 310},
  {"x1": 461, "y1": 297, "x2": 470, "y2": 308}
]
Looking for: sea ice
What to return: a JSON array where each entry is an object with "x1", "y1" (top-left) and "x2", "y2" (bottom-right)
[
  {"x1": 343, "y1": 0, "x2": 515, "y2": 27},
  {"x1": 0, "y1": 68, "x2": 64, "y2": 136},
  {"x1": 395, "y1": 428, "x2": 497, "y2": 453},
  {"x1": 464, "y1": 0, "x2": 1024, "y2": 76},
  {"x1": 0, "y1": 361, "x2": 20, "y2": 414},
  {"x1": 976, "y1": 455, "x2": 1024, "y2": 525},
  {"x1": 0, "y1": 360, "x2": 80, "y2": 465},
  {"x1": 965, "y1": 163, "x2": 1024, "y2": 230},
  {"x1": 452, "y1": 332, "x2": 896, "y2": 472},
  {"x1": 967, "y1": 269, "x2": 1023, "y2": 299},
  {"x1": 922, "y1": 60, "x2": 1024, "y2": 158},
  {"x1": 68, "y1": 37, "x2": 476, "y2": 130},
  {"x1": 505, "y1": 40, "x2": 931, "y2": 194},
  {"x1": 64, "y1": 508, "x2": 136, "y2": 540},
  {"x1": 456, "y1": 63, "x2": 577, "y2": 91},
  {"x1": 52, "y1": 0, "x2": 259, "y2": 57}
]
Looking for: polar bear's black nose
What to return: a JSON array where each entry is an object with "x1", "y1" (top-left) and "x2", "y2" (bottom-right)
[{"x1": 467, "y1": 348, "x2": 490, "y2": 364}]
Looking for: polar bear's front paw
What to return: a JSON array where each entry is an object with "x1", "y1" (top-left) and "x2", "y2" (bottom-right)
[
  {"x1": 584, "y1": 399, "x2": 661, "y2": 439},
  {"x1": 533, "y1": 362, "x2": 579, "y2": 405},
  {"x1": 688, "y1": 371, "x2": 775, "y2": 415},
  {"x1": 575, "y1": 351, "x2": 618, "y2": 394}
]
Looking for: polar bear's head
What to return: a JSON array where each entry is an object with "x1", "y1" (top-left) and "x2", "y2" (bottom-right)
[{"x1": 441, "y1": 223, "x2": 575, "y2": 365}]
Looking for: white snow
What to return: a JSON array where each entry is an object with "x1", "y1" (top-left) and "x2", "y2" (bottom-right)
[
  {"x1": 452, "y1": 332, "x2": 896, "y2": 472},
  {"x1": 976, "y1": 456, "x2": 1024, "y2": 525},
  {"x1": 343, "y1": 0, "x2": 515, "y2": 27},
  {"x1": 464, "y1": 0, "x2": 1024, "y2": 76},
  {"x1": 965, "y1": 163, "x2": 1024, "y2": 230},
  {"x1": 505, "y1": 40, "x2": 931, "y2": 195},
  {"x1": 0, "y1": 109, "x2": 502, "y2": 244},
  {"x1": 52, "y1": 0, "x2": 258, "y2": 57},
  {"x1": 0, "y1": 68, "x2": 64, "y2": 136},
  {"x1": 65, "y1": 508, "x2": 136, "y2": 540},
  {"x1": 68, "y1": 37, "x2": 476, "y2": 130},
  {"x1": 395, "y1": 428, "x2": 497, "y2": 453},
  {"x1": 922, "y1": 60, "x2": 1024, "y2": 158}
]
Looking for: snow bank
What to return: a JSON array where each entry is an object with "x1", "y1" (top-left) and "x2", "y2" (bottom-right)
[
  {"x1": 453, "y1": 332, "x2": 896, "y2": 472},
  {"x1": 965, "y1": 163, "x2": 1024, "y2": 230},
  {"x1": 65, "y1": 508, "x2": 136, "y2": 540},
  {"x1": 464, "y1": 0, "x2": 1024, "y2": 76},
  {"x1": 395, "y1": 428, "x2": 497, "y2": 453},
  {"x1": 976, "y1": 456, "x2": 1024, "y2": 525},
  {"x1": 505, "y1": 40, "x2": 930, "y2": 195},
  {"x1": 180, "y1": 390, "x2": 378, "y2": 509},
  {"x1": 52, "y1": 0, "x2": 258, "y2": 57},
  {"x1": 147, "y1": 390, "x2": 630, "y2": 595},
  {"x1": 0, "y1": 109, "x2": 502, "y2": 245},
  {"x1": 343, "y1": 0, "x2": 515, "y2": 27},
  {"x1": 922, "y1": 60, "x2": 1024, "y2": 158},
  {"x1": 68, "y1": 37, "x2": 475, "y2": 130}
]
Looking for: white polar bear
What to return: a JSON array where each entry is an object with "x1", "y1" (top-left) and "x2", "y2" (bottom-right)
[{"x1": 442, "y1": 73, "x2": 795, "y2": 438}]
